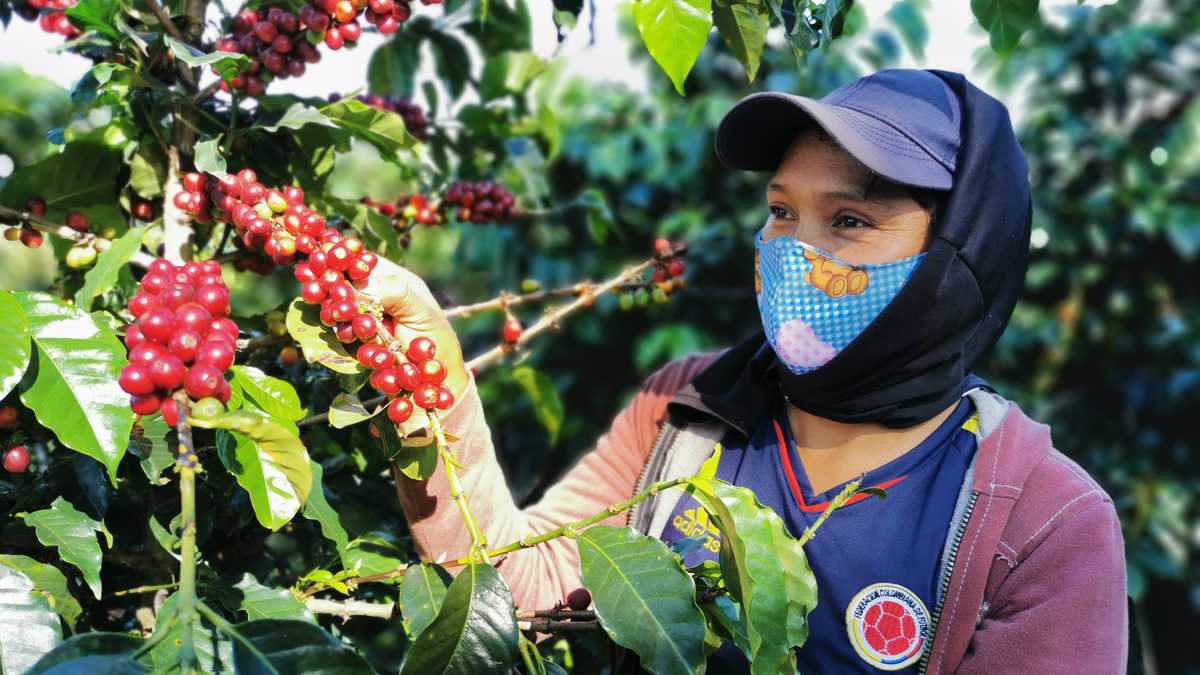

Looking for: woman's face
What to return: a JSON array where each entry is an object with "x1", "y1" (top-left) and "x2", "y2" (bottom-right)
[{"x1": 763, "y1": 129, "x2": 934, "y2": 265}]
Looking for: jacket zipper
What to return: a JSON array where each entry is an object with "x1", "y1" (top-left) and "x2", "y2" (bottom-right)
[
  {"x1": 918, "y1": 489, "x2": 980, "y2": 675},
  {"x1": 627, "y1": 421, "x2": 678, "y2": 529}
]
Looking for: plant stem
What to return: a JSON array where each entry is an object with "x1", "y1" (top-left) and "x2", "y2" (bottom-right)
[
  {"x1": 429, "y1": 411, "x2": 489, "y2": 563},
  {"x1": 114, "y1": 581, "x2": 180, "y2": 596},
  {"x1": 463, "y1": 257, "x2": 657, "y2": 373},
  {"x1": 797, "y1": 479, "x2": 862, "y2": 547},
  {"x1": 0, "y1": 206, "x2": 157, "y2": 268},
  {"x1": 174, "y1": 392, "x2": 201, "y2": 671},
  {"x1": 161, "y1": 148, "x2": 194, "y2": 264},
  {"x1": 453, "y1": 476, "x2": 691, "y2": 566},
  {"x1": 305, "y1": 597, "x2": 395, "y2": 620}
]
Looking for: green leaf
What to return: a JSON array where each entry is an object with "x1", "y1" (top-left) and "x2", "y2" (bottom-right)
[
  {"x1": 367, "y1": 25, "x2": 423, "y2": 97},
  {"x1": 712, "y1": 0, "x2": 769, "y2": 81},
  {"x1": 231, "y1": 619, "x2": 375, "y2": 673},
  {"x1": 21, "y1": 497, "x2": 104, "y2": 600},
  {"x1": 400, "y1": 563, "x2": 451, "y2": 638},
  {"x1": 235, "y1": 573, "x2": 316, "y2": 623},
  {"x1": 398, "y1": 563, "x2": 519, "y2": 675},
  {"x1": 320, "y1": 98, "x2": 419, "y2": 157},
  {"x1": 222, "y1": 263, "x2": 297, "y2": 318},
  {"x1": 510, "y1": 365, "x2": 564, "y2": 444},
  {"x1": 146, "y1": 514, "x2": 178, "y2": 557},
  {"x1": 577, "y1": 188, "x2": 614, "y2": 245},
  {"x1": 14, "y1": 291, "x2": 133, "y2": 485},
  {"x1": 231, "y1": 366, "x2": 304, "y2": 421},
  {"x1": 127, "y1": 148, "x2": 165, "y2": 198},
  {"x1": 164, "y1": 36, "x2": 250, "y2": 82},
  {"x1": 344, "y1": 533, "x2": 408, "y2": 577},
  {"x1": 213, "y1": 420, "x2": 311, "y2": 531},
  {"x1": 64, "y1": 0, "x2": 121, "y2": 41},
  {"x1": 631, "y1": 0, "x2": 712, "y2": 96},
  {"x1": 327, "y1": 392, "x2": 381, "y2": 428},
  {"x1": 429, "y1": 32, "x2": 471, "y2": 100},
  {"x1": 194, "y1": 137, "x2": 229, "y2": 180},
  {"x1": 285, "y1": 299, "x2": 363, "y2": 375},
  {"x1": 258, "y1": 103, "x2": 338, "y2": 133},
  {"x1": 0, "y1": 291, "x2": 31, "y2": 400},
  {"x1": 24, "y1": 633, "x2": 144, "y2": 674},
  {"x1": 391, "y1": 439, "x2": 438, "y2": 481},
  {"x1": 0, "y1": 142, "x2": 120, "y2": 211},
  {"x1": 577, "y1": 525, "x2": 706, "y2": 675},
  {"x1": 684, "y1": 478, "x2": 818, "y2": 674},
  {"x1": 0, "y1": 560, "x2": 64, "y2": 673},
  {"x1": 144, "y1": 593, "x2": 233, "y2": 672},
  {"x1": 74, "y1": 226, "x2": 145, "y2": 311},
  {"x1": 0, "y1": 554, "x2": 82, "y2": 629},
  {"x1": 970, "y1": 0, "x2": 1039, "y2": 53},
  {"x1": 301, "y1": 460, "x2": 351, "y2": 561},
  {"x1": 136, "y1": 413, "x2": 173, "y2": 485}
]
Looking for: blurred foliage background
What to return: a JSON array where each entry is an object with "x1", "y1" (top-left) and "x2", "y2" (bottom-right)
[{"x1": 1, "y1": 0, "x2": 1196, "y2": 671}]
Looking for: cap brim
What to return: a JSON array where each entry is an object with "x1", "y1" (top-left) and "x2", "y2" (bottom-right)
[{"x1": 714, "y1": 92, "x2": 953, "y2": 190}]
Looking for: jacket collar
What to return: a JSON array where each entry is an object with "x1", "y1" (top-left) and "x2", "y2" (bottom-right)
[
  {"x1": 667, "y1": 332, "x2": 1003, "y2": 442},
  {"x1": 665, "y1": 331, "x2": 782, "y2": 438}
]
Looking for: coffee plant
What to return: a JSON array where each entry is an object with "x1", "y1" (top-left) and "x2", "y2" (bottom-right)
[{"x1": 0, "y1": 0, "x2": 1080, "y2": 671}]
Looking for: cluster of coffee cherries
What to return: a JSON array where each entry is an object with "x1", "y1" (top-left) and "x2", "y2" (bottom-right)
[
  {"x1": 195, "y1": 167, "x2": 455, "y2": 419},
  {"x1": 5, "y1": 197, "x2": 101, "y2": 266},
  {"x1": 10, "y1": 0, "x2": 80, "y2": 39},
  {"x1": 617, "y1": 238, "x2": 688, "y2": 310},
  {"x1": 349, "y1": 94, "x2": 431, "y2": 140},
  {"x1": 215, "y1": 0, "x2": 437, "y2": 97},
  {"x1": 0, "y1": 406, "x2": 29, "y2": 474},
  {"x1": 119, "y1": 259, "x2": 237, "y2": 426},
  {"x1": 358, "y1": 335, "x2": 455, "y2": 423},
  {"x1": 442, "y1": 180, "x2": 520, "y2": 224}
]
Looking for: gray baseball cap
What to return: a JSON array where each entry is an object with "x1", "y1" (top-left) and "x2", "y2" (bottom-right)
[{"x1": 714, "y1": 68, "x2": 963, "y2": 189}]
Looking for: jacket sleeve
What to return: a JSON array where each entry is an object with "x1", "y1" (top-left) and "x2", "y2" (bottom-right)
[
  {"x1": 957, "y1": 498, "x2": 1128, "y2": 675},
  {"x1": 391, "y1": 352, "x2": 719, "y2": 612}
]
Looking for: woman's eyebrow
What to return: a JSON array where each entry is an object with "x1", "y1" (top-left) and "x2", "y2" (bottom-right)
[{"x1": 767, "y1": 181, "x2": 888, "y2": 206}]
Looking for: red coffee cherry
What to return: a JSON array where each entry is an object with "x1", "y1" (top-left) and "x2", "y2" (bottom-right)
[
  {"x1": 0, "y1": 406, "x2": 18, "y2": 430},
  {"x1": 130, "y1": 392, "x2": 162, "y2": 415},
  {"x1": 119, "y1": 365, "x2": 156, "y2": 395},
  {"x1": 195, "y1": 338, "x2": 235, "y2": 371},
  {"x1": 149, "y1": 355, "x2": 187, "y2": 390},
  {"x1": 419, "y1": 358, "x2": 446, "y2": 385},
  {"x1": 413, "y1": 384, "x2": 439, "y2": 410},
  {"x1": 370, "y1": 368, "x2": 403, "y2": 396},
  {"x1": 184, "y1": 364, "x2": 224, "y2": 399},
  {"x1": 406, "y1": 337, "x2": 436, "y2": 364},
  {"x1": 502, "y1": 317, "x2": 523, "y2": 344},
  {"x1": 386, "y1": 397, "x2": 413, "y2": 423},
  {"x1": 566, "y1": 587, "x2": 592, "y2": 611},
  {"x1": 3, "y1": 446, "x2": 30, "y2": 474},
  {"x1": 66, "y1": 211, "x2": 89, "y2": 232},
  {"x1": 351, "y1": 313, "x2": 377, "y2": 340}
]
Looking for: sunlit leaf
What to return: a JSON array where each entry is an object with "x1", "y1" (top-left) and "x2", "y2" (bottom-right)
[
  {"x1": 20, "y1": 497, "x2": 104, "y2": 600},
  {"x1": 398, "y1": 563, "x2": 519, "y2": 675},
  {"x1": 631, "y1": 0, "x2": 712, "y2": 96},
  {"x1": 14, "y1": 292, "x2": 132, "y2": 485},
  {"x1": 577, "y1": 525, "x2": 706, "y2": 675},
  {"x1": 74, "y1": 226, "x2": 144, "y2": 311}
]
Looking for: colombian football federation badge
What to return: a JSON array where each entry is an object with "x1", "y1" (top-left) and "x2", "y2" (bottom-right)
[{"x1": 845, "y1": 583, "x2": 931, "y2": 670}]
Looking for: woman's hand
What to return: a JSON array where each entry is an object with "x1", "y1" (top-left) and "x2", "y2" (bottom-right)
[{"x1": 361, "y1": 256, "x2": 470, "y2": 435}]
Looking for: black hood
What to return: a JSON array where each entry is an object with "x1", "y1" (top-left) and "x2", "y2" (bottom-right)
[{"x1": 760, "y1": 69, "x2": 1031, "y2": 428}]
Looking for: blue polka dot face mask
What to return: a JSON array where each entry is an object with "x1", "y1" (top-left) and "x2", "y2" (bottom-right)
[{"x1": 754, "y1": 227, "x2": 926, "y2": 375}]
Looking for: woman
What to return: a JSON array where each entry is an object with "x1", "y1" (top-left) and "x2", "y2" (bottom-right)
[{"x1": 368, "y1": 69, "x2": 1127, "y2": 674}]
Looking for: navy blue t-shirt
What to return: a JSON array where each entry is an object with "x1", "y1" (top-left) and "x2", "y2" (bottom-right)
[{"x1": 660, "y1": 396, "x2": 979, "y2": 673}]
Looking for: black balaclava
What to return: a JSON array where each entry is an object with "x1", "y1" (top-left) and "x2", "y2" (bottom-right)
[{"x1": 773, "y1": 70, "x2": 1032, "y2": 428}]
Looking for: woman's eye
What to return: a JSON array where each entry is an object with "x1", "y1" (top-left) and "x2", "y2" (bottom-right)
[
  {"x1": 833, "y1": 214, "x2": 870, "y2": 229},
  {"x1": 768, "y1": 205, "x2": 790, "y2": 220}
]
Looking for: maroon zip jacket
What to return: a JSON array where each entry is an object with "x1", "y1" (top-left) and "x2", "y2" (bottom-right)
[{"x1": 394, "y1": 351, "x2": 1128, "y2": 673}]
